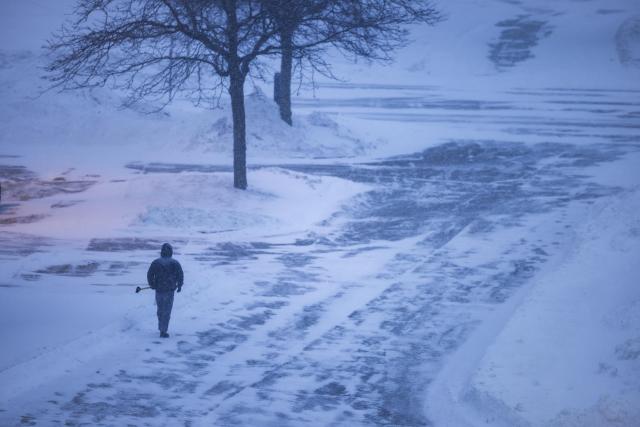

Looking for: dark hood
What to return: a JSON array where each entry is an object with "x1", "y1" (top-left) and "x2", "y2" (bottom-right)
[{"x1": 161, "y1": 243, "x2": 173, "y2": 258}]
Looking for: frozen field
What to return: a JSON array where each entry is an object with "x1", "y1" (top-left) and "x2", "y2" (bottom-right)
[{"x1": 1, "y1": 0, "x2": 639, "y2": 426}]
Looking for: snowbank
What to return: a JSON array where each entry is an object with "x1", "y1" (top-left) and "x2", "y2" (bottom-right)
[
  {"x1": 190, "y1": 89, "x2": 376, "y2": 159},
  {"x1": 0, "y1": 51, "x2": 376, "y2": 179},
  {"x1": 465, "y1": 184, "x2": 640, "y2": 426},
  {"x1": 426, "y1": 152, "x2": 640, "y2": 427},
  {"x1": 3, "y1": 168, "x2": 367, "y2": 239}
]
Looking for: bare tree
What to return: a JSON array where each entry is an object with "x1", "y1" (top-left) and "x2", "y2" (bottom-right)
[
  {"x1": 266, "y1": 0, "x2": 441, "y2": 126},
  {"x1": 46, "y1": 0, "x2": 282, "y2": 190},
  {"x1": 264, "y1": 0, "x2": 329, "y2": 125}
]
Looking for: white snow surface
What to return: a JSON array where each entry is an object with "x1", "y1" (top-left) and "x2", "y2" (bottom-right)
[
  {"x1": 427, "y1": 153, "x2": 640, "y2": 427},
  {"x1": 0, "y1": 0, "x2": 639, "y2": 425},
  {"x1": 471, "y1": 190, "x2": 640, "y2": 427}
]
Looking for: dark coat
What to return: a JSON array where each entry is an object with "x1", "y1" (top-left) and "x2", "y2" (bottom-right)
[{"x1": 147, "y1": 243, "x2": 184, "y2": 292}]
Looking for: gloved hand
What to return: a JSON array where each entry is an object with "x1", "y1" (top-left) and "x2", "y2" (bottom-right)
[{"x1": 177, "y1": 286, "x2": 182, "y2": 293}]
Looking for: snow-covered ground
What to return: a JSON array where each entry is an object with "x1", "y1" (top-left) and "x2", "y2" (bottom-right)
[
  {"x1": 1, "y1": 0, "x2": 639, "y2": 425},
  {"x1": 426, "y1": 153, "x2": 640, "y2": 427}
]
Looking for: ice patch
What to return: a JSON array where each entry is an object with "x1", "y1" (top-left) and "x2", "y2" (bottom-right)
[
  {"x1": 489, "y1": 15, "x2": 553, "y2": 70},
  {"x1": 616, "y1": 15, "x2": 640, "y2": 68}
]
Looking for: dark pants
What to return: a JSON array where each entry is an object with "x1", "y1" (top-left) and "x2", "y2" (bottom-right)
[{"x1": 155, "y1": 291, "x2": 175, "y2": 333}]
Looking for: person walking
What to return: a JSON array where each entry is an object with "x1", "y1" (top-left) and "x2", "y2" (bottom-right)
[{"x1": 147, "y1": 243, "x2": 184, "y2": 338}]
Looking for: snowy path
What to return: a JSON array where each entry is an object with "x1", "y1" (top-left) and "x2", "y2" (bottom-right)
[
  {"x1": 1, "y1": 86, "x2": 639, "y2": 426},
  {"x1": 2, "y1": 148, "x2": 635, "y2": 426}
]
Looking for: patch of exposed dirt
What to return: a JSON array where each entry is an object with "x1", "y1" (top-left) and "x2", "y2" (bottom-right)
[
  {"x1": 36, "y1": 262, "x2": 100, "y2": 277},
  {"x1": 0, "y1": 214, "x2": 48, "y2": 225},
  {"x1": 0, "y1": 164, "x2": 96, "y2": 204}
]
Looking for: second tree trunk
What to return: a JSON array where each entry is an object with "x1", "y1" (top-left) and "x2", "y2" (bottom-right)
[{"x1": 277, "y1": 29, "x2": 294, "y2": 126}]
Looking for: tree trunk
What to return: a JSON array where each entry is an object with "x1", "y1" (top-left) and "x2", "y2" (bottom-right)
[
  {"x1": 225, "y1": 4, "x2": 248, "y2": 190},
  {"x1": 278, "y1": 29, "x2": 294, "y2": 126},
  {"x1": 274, "y1": 72, "x2": 282, "y2": 106},
  {"x1": 229, "y1": 69, "x2": 247, "y2": 190}
]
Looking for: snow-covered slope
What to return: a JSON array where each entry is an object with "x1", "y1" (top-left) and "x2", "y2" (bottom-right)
[
  {"x1": 318, "y1": 0, "x2": 640, "y2": 90},
  {"x1": 468, "y1": 186, "x2": 640, "y2": 427},
  {"x1": 426, "y1": 151, "x2": 640, "y2": 427}
]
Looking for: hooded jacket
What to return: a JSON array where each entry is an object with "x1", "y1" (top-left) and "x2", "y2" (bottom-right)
[{"x1": 147, "y1": 243, "x2": 184, "y2": 292}]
